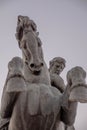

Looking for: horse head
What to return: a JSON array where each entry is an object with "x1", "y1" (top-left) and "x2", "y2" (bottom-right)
[
  {"x1": 15, "y1": 15, "x2": 50, "y2": 84},
  {"x1": 15, "y1": 15, "x2": 45, "y2": 75}
]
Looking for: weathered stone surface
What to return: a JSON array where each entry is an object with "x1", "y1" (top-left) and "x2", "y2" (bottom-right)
[
  {"x1": 67, "y1": 66, "x2": 87, "y2": 103},
  {"x1": 0, "y1": 15, "x2": 87, "y2": 130},
  {"x1": 49, "y1": 57, "x2": 66, "y2": 93},
  {"x1": 49, "y1": 57, "x2": 75, "y2": 130}
]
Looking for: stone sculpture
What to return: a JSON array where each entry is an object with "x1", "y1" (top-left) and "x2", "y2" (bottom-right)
[
  {"x1": 49, "y1": 57, "x2": 75, "y2": 130},
  {"x1": 0, "y1": 15, "x2": 87, "y2": 130},
  {"x1": 49, "y1": 57, "x2": 66, "y2": 93}
]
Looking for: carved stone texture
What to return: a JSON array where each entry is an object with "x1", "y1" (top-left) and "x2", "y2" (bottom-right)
[
  {"x1": 49, "y1": 57, "x2": 75, "y2": 130},
  {"x1": 49, "y1": 57, "x2": 66, "y2": 93},
  {"x1": 1, "y1": 15, "x2": 87, "y2": 130},
  {"x1": 0, "y1": 117, "x2": 9, "y2": 130},
  {"x1": 6, "y1": 57, "x2": 27, "y2": 92},
  {"x1": 67, "y1": 66, "x2": 87, "y2": 103}
]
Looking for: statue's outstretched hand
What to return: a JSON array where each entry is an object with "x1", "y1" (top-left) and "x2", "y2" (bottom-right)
[{"x1": 66, "y1": 66, "x2": 87, "y2": 103}]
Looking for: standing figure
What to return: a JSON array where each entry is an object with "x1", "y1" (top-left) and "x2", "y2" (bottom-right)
[
  {"x1": 49, "y1": 57, "x2": 75, "y2": 130},
  {"x1": 49, "y1": 57, "x2": 66, "y2": 93}
]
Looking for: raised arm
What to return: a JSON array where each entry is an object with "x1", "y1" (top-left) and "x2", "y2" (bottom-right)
[
  {"x1": 0, "y1": 57, "x2": 26, "y2": 118},
  {"x1": 61, "y1": 66, "x2": 86, "y2": 126},
  {"x1": 1, "y1": 84, "x2": 18, "y2": 118},
  {"x1": 61, "y1": 85, "x2": 78, "y2": 126}
]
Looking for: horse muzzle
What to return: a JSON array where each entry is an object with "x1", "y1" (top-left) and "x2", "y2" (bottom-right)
[{"x1": 25, "y1": 60, "x2": 44, "y2": 75}]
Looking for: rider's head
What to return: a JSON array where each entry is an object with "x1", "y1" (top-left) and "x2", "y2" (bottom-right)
[{"x1": 49, "y1": 57, "x2": 66, "y2": 75}]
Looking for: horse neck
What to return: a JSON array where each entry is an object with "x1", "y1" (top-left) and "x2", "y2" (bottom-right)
[{"x1": 23, "y1": 61, "x2": 51, "y2": 85}]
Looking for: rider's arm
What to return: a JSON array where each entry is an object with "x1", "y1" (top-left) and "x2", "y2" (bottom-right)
[
  {"x1": 0, "y1": 80, "x2": 18, "y2": 118},
  {"x1": 60, "y1": 85, "x2": 78, "y2": 126}
]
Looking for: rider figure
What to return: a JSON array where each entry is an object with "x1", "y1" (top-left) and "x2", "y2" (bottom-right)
[{"x1": 49, "y1": 57, "x2": 66, "y2": 93}]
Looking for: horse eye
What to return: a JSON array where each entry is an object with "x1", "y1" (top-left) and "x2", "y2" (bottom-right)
[
  {"x1": 23, "y1": 41, "x2": 27, "y2": 49},
  {"x1": 37, "y1": 37, "x2": 42, "y2": 47},
  {"x1": 38, "y1": 42, "x2": 41, "y2": 47}
]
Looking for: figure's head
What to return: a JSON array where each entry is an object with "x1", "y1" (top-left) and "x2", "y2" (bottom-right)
[{"x1": 49, "y1": 57, "x2": 66, "y2": 75}]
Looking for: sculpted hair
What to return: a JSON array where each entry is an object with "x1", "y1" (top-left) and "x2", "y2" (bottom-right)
[{"x1": 49, "y1": 57, "x2": 66, "y2": 69}]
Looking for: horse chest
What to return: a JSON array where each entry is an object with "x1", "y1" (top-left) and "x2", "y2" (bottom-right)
[
  {"x1": 10, "y1": 84, "x2": 61, "y2": 130},
  {"x1": 18, "y1": 84, "x2": 60, "y2": 116}
]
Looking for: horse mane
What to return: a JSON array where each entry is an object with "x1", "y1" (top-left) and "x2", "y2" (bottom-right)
[{"x1": 15, "y1": 15, "x2": 37, "y2": 48}]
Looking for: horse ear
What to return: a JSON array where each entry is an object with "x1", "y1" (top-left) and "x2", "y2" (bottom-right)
[
  {"x1": 18, "y1": 15, "x2": 25, "y2": 26},
  {"x1": 15, "y1": 15, "x2": 24, "y2": 48}
]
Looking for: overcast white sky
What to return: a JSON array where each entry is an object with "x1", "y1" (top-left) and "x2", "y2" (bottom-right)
[{"x1": 0, "y1": 0, "x2": 87, "y2": 130}]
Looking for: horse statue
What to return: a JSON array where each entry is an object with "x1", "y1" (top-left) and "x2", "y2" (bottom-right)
[{"x1": 0, "y1": 15, "x2": 87, "y2": 130}]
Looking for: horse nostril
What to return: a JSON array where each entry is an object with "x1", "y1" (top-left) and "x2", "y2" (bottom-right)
[
  {"x1": 30, "y1": 63, "x2": 35, "y2": 68},
  {"x1": 41, "y1": 62, "x2": 44, "y2": 66},
  {"x1": 30, "y1": 62, "x2": 43, "y2": 68}
]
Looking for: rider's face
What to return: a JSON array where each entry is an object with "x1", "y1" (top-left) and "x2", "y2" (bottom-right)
[{"x1": 50, "y1": 62, "x2": 65, "y2": 75}]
